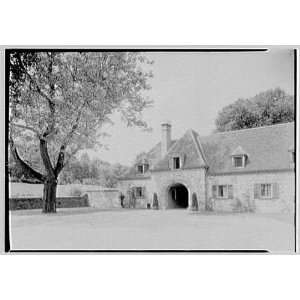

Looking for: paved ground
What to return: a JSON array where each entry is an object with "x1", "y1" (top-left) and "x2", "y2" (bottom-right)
[{"x1": 9, "y1": 208, "x2": 295, "y2": 252}]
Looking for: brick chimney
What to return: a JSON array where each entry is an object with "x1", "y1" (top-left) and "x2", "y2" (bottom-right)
[{"x1": 161, "y1": 121, "x2": 172, "y2": 157}]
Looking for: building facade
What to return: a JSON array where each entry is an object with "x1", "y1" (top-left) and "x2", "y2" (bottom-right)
[{"x1": 118, "y1": 122, "x2": 295, "y2": 213}]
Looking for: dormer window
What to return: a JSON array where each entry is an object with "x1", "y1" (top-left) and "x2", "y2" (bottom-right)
[
  {"x1": 231, "y1": 146, "x2": 248, "y2": 168},
  {"x1": 173, "y1": 157, "x2": 181, "y2": 169},
  {"x1": 233, "y1": 156, "x2": 244, "y2": 168},
  {"x1": 137, "y1": 163, "x2": 150, "y2": 174},
  {"x1": 137, "y1": 165, "x2": 143, "y2": 173}
]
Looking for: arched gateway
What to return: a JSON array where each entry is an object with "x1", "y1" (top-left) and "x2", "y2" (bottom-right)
[{"x1": 167, "y1": 183, "x2": 189, "y2": 209}]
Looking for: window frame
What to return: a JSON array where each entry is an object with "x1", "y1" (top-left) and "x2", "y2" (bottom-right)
[
  {"x1": 137, "y1": 164, "x2": 144, "y2": 174},
  {"x1": 232, "y1": 155, "x2": 245, "y2": 168},
  {"x1": 135, "y1": 187, "x2": 144, "y2": 198},
  {"x1": 260, "y1": 183, "x2": 272, "y2": 199},
  {"x1": 217, "y1": 185, "x2": 228, "y2": 199},
  {"x1": 173, "y1": 156, "x2": 181, "y2": 169},
  {"x1": 137, "y1": 163, "x2": 150, "y2": 174}
]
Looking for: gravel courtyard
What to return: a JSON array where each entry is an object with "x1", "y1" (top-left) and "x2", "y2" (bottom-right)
[{"x1": 9, "y1": 208, "x2": 295, "y2": 253}]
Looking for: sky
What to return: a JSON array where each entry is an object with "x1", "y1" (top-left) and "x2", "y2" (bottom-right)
[{"x1": 86, "y1": 49, "x2": 294, "y2": 166}]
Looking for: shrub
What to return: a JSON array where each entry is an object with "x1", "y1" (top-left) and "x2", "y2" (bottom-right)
[
  {"x1": 191, "y1": 192, "x2": 198, "y2": 211},
  {"x1": 152, "y1": 193, "x2": 159, "y2": 209}
]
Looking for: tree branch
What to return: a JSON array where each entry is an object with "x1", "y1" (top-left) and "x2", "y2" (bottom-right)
[
  {"x1": 17, "y1": 53, "x2": 57, "y2": 139},
  {"x1": 9, "y1": 136, "x2": 45, "y2": 182},
  {"x1": 9, "y1": 121, "x2": 40, "y2": 137}
]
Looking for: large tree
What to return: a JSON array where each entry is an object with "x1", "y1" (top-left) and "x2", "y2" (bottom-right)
[
  {"x1": 9, "y1": 51, "x2": 153, "y2": 212},
  {"x1": 215, "y1": 88, "x2": 294, "y2": 132}
]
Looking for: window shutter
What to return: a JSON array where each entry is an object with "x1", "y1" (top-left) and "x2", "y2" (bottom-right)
[
  {"x1": 254, "y1": 184, "x2": 260, "y2": 199},
  {"x1": 212, "y1": 185, "x2": 217, "y2": 198},
  {"x1": 272, "y1": 183, "x2": 279, "y2": 199},
  {"x1": 132, "y1": 187, "x2": 137, "y2": 198},
  {"x1": 228, "y1": 185, "x2": 233, "y2": 199},
  {"x1": 142, "y1": 187, "x2": 146, "y2": 198},
  {"x1": 168, "y1": 158, "x2": 173, "y2": 169},
  {"x1": 180, "y1": 154, "x2": 186, "y2": 168}
]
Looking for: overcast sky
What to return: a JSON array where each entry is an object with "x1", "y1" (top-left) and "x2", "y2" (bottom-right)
[{"x1": 86, "y1": 49, "x2": 294, "y2": 166}]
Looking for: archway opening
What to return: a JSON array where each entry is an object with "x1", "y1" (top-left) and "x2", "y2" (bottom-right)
[{"x1": 168, "y1": 183, "x2": 189, "y2": 208}]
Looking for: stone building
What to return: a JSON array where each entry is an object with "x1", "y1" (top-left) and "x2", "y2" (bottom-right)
[{"x1": 118, "y1": 122, "x2": 295, "y2": 213}]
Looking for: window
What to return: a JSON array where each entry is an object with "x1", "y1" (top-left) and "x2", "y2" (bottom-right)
[
  {"x1": 233, "y1": 156, "x2": 243, "y2": 167},
  {"x1": 212, "y1": 185, "x2": 233, "y2": 199},
  {"x1": 218, "y1": 185, "x2": 228, "y2": 198},
  {"x1": 173, "y1": 157, "x2": 180, "y2": 169},
  {"x1": 137, "y1": 165, "x2": 143, "y2": 173},
  {"x1": 144, "y1": 163, "x2": 149, "y2": 172},
  {"x1": 137, "y1": 163, "x2": 150, "y2": 174},
  {"x1": 232, "y1": 155, "x2": 245, "y2": 168},
  {"x1": 254, "y1": 183, "x2": 279, "y2": 200},
  {"x1": 260, "y1": 184, "x2": 272, "y2": 198},
  {"x1": 134, "y1": 187, "x2": 145, "y2": 198}
]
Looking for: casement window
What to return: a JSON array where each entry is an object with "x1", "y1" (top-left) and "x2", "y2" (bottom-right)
[
  {"x1": 254, "y1": 183, "x2": 279, "y2": 200},
  {"x1": 173, "y1": 157, "x2": 181, "y2": 169},
  {"x1": 232, "y1": 155, "x2": 246, "y2": 168},
  {"x1": 212, "y1": 185, "x2": 233, "y2": 199},
  {"x1": 137, "y1": 165, "x2": 144, "y2": 173},
  {"x1": 261, "y1": 184, "x2": 272, "y2": 198},
  {"x1": 133, "y1": 186, "x2": 146, "y2": 198},
  {"x1": 137, "y1": 163, "x2": 150, "y2": 174}
]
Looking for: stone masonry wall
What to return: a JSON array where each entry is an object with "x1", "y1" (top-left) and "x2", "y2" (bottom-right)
[
  {"x1": 86, "y1": 189, "x2": 121, "y2": 209},
  {"x1": 151, "y1": 168, "x2": 207, "y2": 209},
  {"x1": 118, "y1": 178, "x2": 154, "y2": 208},
  {"x1": 208, "y1": 171, "x2": 295, "y2": 213}
]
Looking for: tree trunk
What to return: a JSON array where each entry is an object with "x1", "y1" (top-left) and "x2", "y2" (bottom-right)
[{"x1": 42, "y1": 177, "x2": 57, "y2": 213}]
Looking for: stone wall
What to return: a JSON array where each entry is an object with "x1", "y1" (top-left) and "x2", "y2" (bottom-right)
[
  {"x1": 152, "y1": 168, "x2": 206, "y2": 209},
  {"x1": 9, "y1": 195, "x2": 89, "y2": 210},
  {"x1": 86, "y1": 189, "x2": 121, "y2": 209},
  {"x1": 208, "y1": 171, "x2": 295, "y2": 213},
  {"x1": 118, "y1": 178, "x2": 154, "y2": 208},
  {"x1": 118, "y1": 168, "x2": 207, "y2": 210}
]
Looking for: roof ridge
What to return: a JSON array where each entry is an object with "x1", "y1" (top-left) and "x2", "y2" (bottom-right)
[
  {"x1": 188, "y1": 129, "x2": 208, "y2": 166},
  {"x1": 201, "y1": 121, "x2": 294, "y2": 138}
]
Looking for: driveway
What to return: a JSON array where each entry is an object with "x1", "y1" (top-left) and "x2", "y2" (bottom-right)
[{"x1": 9, "y1": 208, "x2": 295, "y2": 252}]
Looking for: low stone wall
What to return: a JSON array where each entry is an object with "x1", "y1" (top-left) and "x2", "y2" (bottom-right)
[
  {"x1": 86, "y1": 189, "x2": 121, "y2": 209},
  {"x1": 9, "y1": 195, "x2": 89, "y2": 210}
]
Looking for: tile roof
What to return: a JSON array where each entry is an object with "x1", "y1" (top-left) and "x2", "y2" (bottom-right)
[
  {"x1": 198, "y1": 122, "x2": 295, "y2": 174},
  {"x1": 119, "y1": 122, "x2": 295, "y2": 179},
  {"x1": 152, "y1": 130, "x2": 207, "y2": 171}
]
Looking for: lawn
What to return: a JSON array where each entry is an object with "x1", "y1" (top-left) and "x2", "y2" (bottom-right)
[{"x1": 9, "y1": 208, "x2": 295, "y2": 253}]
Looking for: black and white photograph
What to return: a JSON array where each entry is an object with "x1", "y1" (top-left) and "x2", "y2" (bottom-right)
[{"x1": 3, "y1": 47, "x2": 296, "y2": 253}]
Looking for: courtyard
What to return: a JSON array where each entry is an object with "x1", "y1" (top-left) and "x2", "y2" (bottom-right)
[{"x1": 9, "y1": 208, "x2": 294, "y2": 252}]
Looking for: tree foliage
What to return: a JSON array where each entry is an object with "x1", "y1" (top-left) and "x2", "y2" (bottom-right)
[
  {"x1": 9, "y1": 51, "x2": 153, "y2": 212},
  {"x1": 215, "y1": 88, "x2": 294, "y2": 132}
]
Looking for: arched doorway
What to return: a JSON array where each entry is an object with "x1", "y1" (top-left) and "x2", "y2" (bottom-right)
[{"x1": 168, "y1": 183, "x2": 189, "y2": 208}]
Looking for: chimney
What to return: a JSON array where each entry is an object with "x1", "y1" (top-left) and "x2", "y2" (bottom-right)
[{"x1": 161, "y1": 121, "x2": 172, "y2": 157}]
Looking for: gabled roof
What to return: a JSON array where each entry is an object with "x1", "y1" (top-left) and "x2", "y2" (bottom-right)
[
  {"x1": 199, "y1": 122, "x2": 294, "y2": 174},
  {"x1": 231, "y1": 145, "x2": 248, "y2": 156},
  {"x1": 119, "y1": 140, "x2": 177, "y2": 180},
  {"x1": 119, "y1": 122, "x2": 294, "y2": 180},
  {"x1": 152, "y1": 129, "x2": 207, "y2": 171}
]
